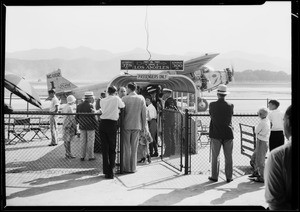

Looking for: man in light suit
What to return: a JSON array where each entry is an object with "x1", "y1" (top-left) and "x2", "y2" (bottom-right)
[{"x1": 122, "y1": 82, "x2": 147, "y2": 173}]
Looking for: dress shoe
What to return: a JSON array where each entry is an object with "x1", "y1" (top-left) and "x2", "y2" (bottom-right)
[
  {"x1": 48, "y1": 144, "x2": 57, "y2": 146},
  {"x1": 250, "y1": 177, "x2": 264, "y2": 183},
  {"x1": 152, "y1": 152, "x2": 159, "y2": 157},
  {"x1": 138, "y1": 157, "x2": 146, "y2": 163},
  {"x1": 80, "y1": 158, "x2": 85, "y2": 161},
  {"x1": 88, "y1": 158, "x2": 96, "y2": 161},
  {"x1": 65, "y1": 154, "x2": 76, "y2": 159},
  {"x1": 208, "y1": 177, "x2": 218, "y2": 182},
  {"x1": 248, "y1": 173, "x2": 259, "y2": 178},
  {"x1": 226, "y1": 179, "x2": 233, "y2": 183}
]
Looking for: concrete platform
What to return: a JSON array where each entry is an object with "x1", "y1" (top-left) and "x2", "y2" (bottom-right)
[
  {"x1": 4, "y1": 136, "x2": 267, "y2": 208},
  {"x1": 5, "y1": 161, "x2": 267, "y2": 208}
]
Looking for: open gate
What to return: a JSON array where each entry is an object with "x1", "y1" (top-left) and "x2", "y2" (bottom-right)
[{"x1": 161, "y1": 109, "x2": 185, "y2": 172}]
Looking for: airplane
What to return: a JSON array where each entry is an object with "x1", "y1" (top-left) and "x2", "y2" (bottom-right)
[
  {"x1": 45, "y1": 53, "x2": 234, "y2": 111},
  {"x1": 46, "y1": 68, "x2": 107, "y2": 104}
]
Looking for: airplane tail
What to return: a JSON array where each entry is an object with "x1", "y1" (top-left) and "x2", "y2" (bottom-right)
[{"x1": 46, "y1": 69, "x2": 78, "y2": 93}]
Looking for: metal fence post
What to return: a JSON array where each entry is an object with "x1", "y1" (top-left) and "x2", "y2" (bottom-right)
[
  {"x1": 184, "y1": 109, "x2": 189, "y2": 175},
  {"x1": 119, "y1": 108, "x2": 124, "y2": 174}
]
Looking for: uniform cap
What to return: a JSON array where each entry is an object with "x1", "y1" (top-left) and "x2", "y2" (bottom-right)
[{"x1": 162, "y1": 88, "x2": 172, "y2": 93}]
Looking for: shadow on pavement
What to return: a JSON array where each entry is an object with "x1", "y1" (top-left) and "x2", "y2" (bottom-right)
[
  {"x1": 6, "y1": 171, "x2": 103, "y2": 199},
  {"x1": 140, "y1": 176, "x2": 264, "y2": 206},
  {"x1": 210, "y1": 180, "x2": 265, "y2": 205}
]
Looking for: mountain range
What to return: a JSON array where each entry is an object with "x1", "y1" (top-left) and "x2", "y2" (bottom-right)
[{"x1": 5, "y1": 47, "x2": 291, "y2": 82}]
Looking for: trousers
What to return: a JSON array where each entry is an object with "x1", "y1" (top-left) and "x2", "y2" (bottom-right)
[
  {"x1": 80, "y1": 130, "x2": 95, "y2": 159},
  {"x1": 255, "y1": 139, "x2": 268, "y2": 179},
  {"x1": 49, "y1": 115, "x2": 58, "y2": 145},
  {"x1": 122, "y1": 129, "x2": 140, "y2": 172},
  {"x1": 148, "y1": 119, "x2": 158, "y2": 155},
  {"x1": 269, "y1": 131, "x2": 284, "y2": 152},
  {"x1": 210, "y1": 138, "x2": 233, "y2": 180},
  {"x1": 99, "y1": 120, "x2": 118, "y2": 176}
]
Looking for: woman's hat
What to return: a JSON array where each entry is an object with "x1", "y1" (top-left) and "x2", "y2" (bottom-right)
[
  {"x1": 217, "y1": 84, "x2": 230, "y2": 95},
  {"x1": 67, "y1": 95, "x2": 76, "y2": 104}
]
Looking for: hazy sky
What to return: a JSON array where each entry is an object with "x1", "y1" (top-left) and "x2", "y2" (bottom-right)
[{"x1": 5, "y1": 2, "x2": 291, "y2": 60}]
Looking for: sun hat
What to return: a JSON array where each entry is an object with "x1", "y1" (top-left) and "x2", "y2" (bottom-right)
[
  {"x1": 67, "y1": 95, "x2": 76, "y2": 104},
  {"x1": 84, "y1": 91, "x2": 94, "y2": 99},
  {"x1": 217, "y1": 84, "x2": 230, "y2": 95}
]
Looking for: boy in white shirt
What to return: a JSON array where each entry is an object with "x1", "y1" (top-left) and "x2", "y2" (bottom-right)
[
  {"x1": 249, "y1": 107, "x2": 271, "y2": 183},
  {"x1": 268, "y1": 100, "x2": 284, "y2": 151}
]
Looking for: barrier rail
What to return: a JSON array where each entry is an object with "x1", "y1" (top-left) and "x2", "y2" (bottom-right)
[
  {"x1": 3, "y1": 110, "x2": 280, "y2": 178},
  {"x1": 184, "y1": 110, "x2": 260, "y2": 177}
]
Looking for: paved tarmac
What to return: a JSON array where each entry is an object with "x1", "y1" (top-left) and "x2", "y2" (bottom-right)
[
  {"x1": 5, "y1": 160, "x2": 267, "y2": 208},
  {"x1": 4, "y1": 135, "x2": 268, "y2": 208}
]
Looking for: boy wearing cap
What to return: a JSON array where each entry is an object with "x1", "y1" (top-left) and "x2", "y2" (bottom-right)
[
  {"x1": 76, "y1": 91, "x2": 97, "y2": 161},
  {"x1": 249, "y1": 107, "x2": 270, "y2": 183},
  {"x1": 268, "y1": 100, "x2": 284, "y2": 151},
  {"x1": 62, "y1": 95, "x2": 77, "y2": 159},
  {"x1": 208, "y1": 84, "x2": 234, "y2": 183}
]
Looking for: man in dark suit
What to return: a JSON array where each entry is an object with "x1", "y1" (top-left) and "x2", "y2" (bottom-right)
[
  {"x1": 76, "y1": 92, "x2": 97, "y2": 161},
  {"x1": 208, "y1": 84, "x2": 234, "y2": 183}
]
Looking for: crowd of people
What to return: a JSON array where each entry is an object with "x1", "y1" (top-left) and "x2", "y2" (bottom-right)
[
  {"x1": 47, "y1": 82, "x2": 179, "y2": 178},
  {"x1": 45, "y1": 83, "x2": 293, "y2": 210}
]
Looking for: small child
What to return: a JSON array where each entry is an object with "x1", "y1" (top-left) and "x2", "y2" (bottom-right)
[
  {"x1": 138, "y1": 124, "x2": 153, "y2": 164},
  {"x1": 249, "y1": 107, "x2": 271, "y2": 183}
]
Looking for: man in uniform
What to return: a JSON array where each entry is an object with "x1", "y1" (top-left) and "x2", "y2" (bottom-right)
[{"x1": 162, "y1": 88, "x2": 178, "y2": 157}]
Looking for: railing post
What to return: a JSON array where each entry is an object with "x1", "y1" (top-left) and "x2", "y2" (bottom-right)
[
  {"x1": 184, "y1": 109, "x2": 189, "y2": 175},
  {"x1": 119, "y1": 108, "x2": 124, "y2": 174}
]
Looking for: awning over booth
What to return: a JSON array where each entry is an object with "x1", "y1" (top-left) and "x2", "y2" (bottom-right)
[{"x1": 108, "y1": 74, "x2": 197, "y2": 94}]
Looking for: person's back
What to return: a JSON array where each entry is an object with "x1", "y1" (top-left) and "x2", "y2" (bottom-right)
[
  {"x1": 265, "y1": 141, "x2": 292, "y2": 209},
  {"x1": 209, "y1": 98, "x2": 234, "y2": 139},
  {"x1": 265, "y1": 105, "x2": 292, "y2": 210},
  {"x1": 122, "y1": 93, "x2": 146, "y2": 130},
  {"x1": 76, "y1": 100, "x2": 97, "y2": 130},
  {"x1": 100, "y1": 95, "x2": 124, "y2": 121}
]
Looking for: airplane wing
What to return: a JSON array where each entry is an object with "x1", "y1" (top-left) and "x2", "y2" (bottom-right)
[{"x1": 182, "y1": 53, "x2": 219, "y2": 75}]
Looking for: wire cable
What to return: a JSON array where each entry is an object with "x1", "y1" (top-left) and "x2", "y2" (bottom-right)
[{"x1": 144, "y1": 6, "x2": 152, "y2": 62}]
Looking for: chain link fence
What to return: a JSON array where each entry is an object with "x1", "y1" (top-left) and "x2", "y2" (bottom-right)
[
  {"x1": 4, "y1": 109, "x2": 287, "y2": 181},
  {"x1": 3, "y1": 111, "x2": 123, "y2": 178},
  {"x1": 185, "y1": 112, "x2": 290, "y2": 180}
]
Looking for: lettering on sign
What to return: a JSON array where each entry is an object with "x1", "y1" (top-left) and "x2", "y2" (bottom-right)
[
  {"x1": 47, "y1": 71, "x2": 61, "y2": 79},
  {"x1": 121, "y1": 60, "x2": 183, "y2": 71},
  {"x1": 137, "y1": 74, "x2": 169, "y2": 80},
  {"x1": 59, "y1": 82, "x2": 72, "y2": 89}
]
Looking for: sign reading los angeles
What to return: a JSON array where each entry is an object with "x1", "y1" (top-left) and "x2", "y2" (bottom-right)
[{"x1": 121, "y1": 60, "x2": 184, "y2": 71}]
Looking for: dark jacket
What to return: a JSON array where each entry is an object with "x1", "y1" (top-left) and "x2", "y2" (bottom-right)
[
  {"x1": 76, "y1": 100, "x2": 97, "y2": 130},
  {"x1": 209, "y1": 98, "x2": 234, "y2": 139},
  {"x1": 165, "y1": 97, "x2": 178, "y2": 111}
]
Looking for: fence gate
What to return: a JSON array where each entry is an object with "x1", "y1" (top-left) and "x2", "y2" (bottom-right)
[{"x1": 161, "y1": 109, "x2": 185, "y2": 172}]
